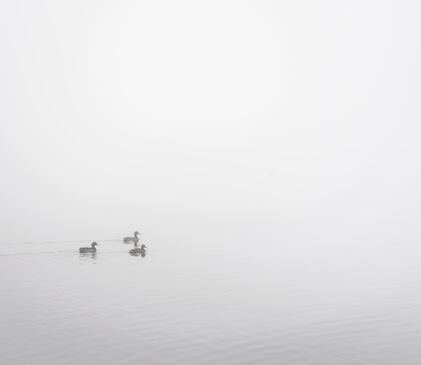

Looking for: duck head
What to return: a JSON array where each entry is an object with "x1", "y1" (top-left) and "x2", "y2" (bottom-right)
[
  {"x1": 91, "y1": 242, "x2": 99, "y2": 248},
  {"x1": 134, "y1": 231, "x2": 140, "y2": 236}
]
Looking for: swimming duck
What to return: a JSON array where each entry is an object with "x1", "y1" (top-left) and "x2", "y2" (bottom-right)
[
  {"x1": 129, "y1": 244, "x2": 146, "y2": 257},
  {"x1": 79, "y1": 242, "x2": 99, "y2": 253},
  {"x1": 123, "y1": 231, "x2": 140, "y2": 244}
]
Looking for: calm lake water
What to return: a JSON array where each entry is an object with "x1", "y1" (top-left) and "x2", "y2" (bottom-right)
[{"x1": 1, "y1": 239, "x2": 421, "y2": 364}]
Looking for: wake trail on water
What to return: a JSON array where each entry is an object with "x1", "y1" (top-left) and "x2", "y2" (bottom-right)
[{"x1": 0, "y1": 239, "x2": 122, "y2": 245}]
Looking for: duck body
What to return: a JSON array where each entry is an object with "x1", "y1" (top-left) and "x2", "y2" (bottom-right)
[
  {"x1": 79, "y1": 242, "x2": 99, "y2": 253},
  {"x1": 129, "y1": 244, "x2": 146, "y2": 257},
  {"x1": 123, "y1": 231, "x2": 140, "y2": 244}
]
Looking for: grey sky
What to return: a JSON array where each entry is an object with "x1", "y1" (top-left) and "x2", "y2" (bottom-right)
[{"x1": 1, "y1": 1, "x2": 420, "y2": 245}]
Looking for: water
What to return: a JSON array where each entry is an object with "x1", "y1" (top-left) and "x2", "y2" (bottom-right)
[{"x1": 1, "y1": 239, "x2": 421, "y2": 365}]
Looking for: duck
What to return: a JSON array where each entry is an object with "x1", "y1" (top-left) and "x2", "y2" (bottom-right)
[
  {"x1": 79, "y1": 242, "x2": 99, "y2": 253},
  {"x1": 123, "y1": 231, "x2": 140, "y2": 245},
  {"x1": 129, "y1": 244, "x2": 146, "y2": 257}
]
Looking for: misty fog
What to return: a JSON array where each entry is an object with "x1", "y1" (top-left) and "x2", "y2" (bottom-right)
[
  {"x1": 2, "y1": 1, "x2": 419, "y2": 250},
  {"x1": 2, "y1": 2, "x2": 421, "y2": 364}
]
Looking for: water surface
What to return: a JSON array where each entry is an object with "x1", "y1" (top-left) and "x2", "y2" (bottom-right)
[{"x1": 1, "y1": 239, "x2": 421, "y2": 364}]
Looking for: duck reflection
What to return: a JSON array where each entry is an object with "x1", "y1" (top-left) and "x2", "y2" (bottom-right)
[
  {"x1": 79, "y1": 251, "x2": 97, "y2": 263},
  {"x1": 129, "y1": 244, "x2": 147, "y2": 257}
]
